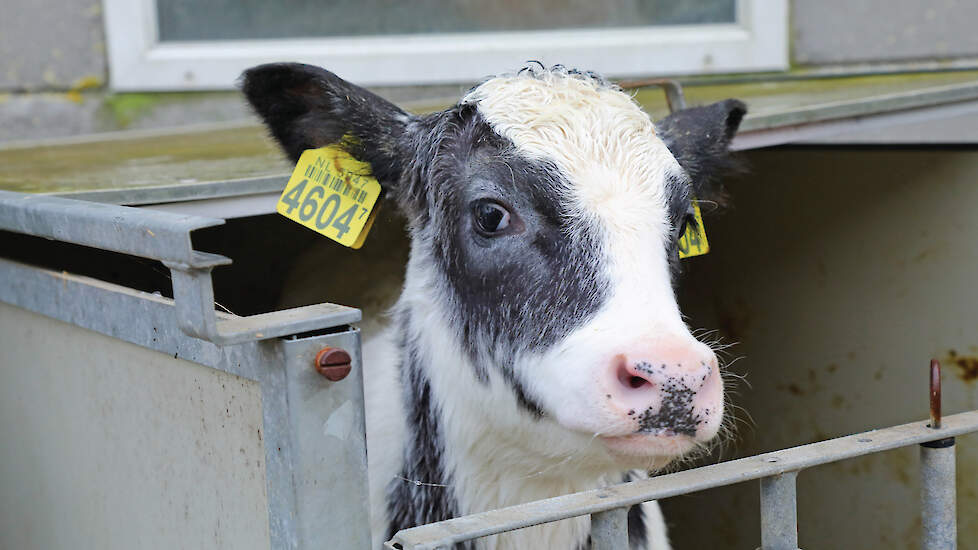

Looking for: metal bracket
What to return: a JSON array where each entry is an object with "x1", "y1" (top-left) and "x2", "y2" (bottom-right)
[
  {"x1": 0, "y1": 190, "x2": 359, "y2": 345},
  {"x1": 618, "y1": 78, "x2": 687, "y2": 113}
]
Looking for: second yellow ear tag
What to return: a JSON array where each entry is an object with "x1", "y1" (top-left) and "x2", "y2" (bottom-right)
[
  {"x1": 678, "y1": 200, "x2": 709, "y2": 259},
  {"x1": 276, "y1": 145, "x2": 381, "y2": 249}
]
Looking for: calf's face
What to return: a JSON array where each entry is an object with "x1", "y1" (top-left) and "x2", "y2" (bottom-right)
[{"x1": 243, "y1": 63, "x2": 745, "y2": 469}]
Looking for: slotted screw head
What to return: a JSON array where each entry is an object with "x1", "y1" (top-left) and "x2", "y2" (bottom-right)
[{"x1": 315, "y1": 347, "x2": 352, "y2": 381}]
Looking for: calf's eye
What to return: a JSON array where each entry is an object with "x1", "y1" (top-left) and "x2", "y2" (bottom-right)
[{"x1": 472, "y1": 200, "x2": 511, "y2": 234}]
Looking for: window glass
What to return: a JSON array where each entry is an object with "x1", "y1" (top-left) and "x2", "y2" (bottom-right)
[{"x1": 156, "y1": 0, "x2": 736, "y2": 41}]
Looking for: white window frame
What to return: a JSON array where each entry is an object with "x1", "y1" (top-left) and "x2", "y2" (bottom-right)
[{"x1": 103, "y1": 0, "x2": 787, "y2": 91}]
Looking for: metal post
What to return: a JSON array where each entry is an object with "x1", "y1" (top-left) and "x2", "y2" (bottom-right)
[
  {"x1": 920, "y1": 440, "x2": 957, "y2": 549},
  {"x1": 759, "y1": 471, "x2": 800, "y2": 550},
  {"x1": 282, "y1": 328, "x2": 372, "y2": 549},
  {"x1": 921, "y1": 359, "x2": 957, "y2": 550},
  {"x1": 590, "y1": 507, "x2": 629, "y2": 550}
]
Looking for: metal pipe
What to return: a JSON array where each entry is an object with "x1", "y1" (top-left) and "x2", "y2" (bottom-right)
[
  {"x1": 590, "y1": 507, "x2": 629, "y2": 550},
  {"x1": 920, "y1": 441, "x2": 957, "y2": 549},
  {"x1": 759, "y1": 471, "x2": 800, "y2": 550},
  {"x1": 389, "y1": 411, "x2": 978, "y2": 549},
  {"x1": 921, "y1": 358, "x2": 956, "y2": 550}
]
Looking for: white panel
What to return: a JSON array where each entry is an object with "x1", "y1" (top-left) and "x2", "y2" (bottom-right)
[{"x1": 0, "y1": 303, "x2": 270, "y2": 550}]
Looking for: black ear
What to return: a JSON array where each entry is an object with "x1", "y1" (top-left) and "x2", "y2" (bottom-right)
[
  {"x1": 240, "y1": 63, "x2": 412, "y2": 184},
  {"x1": 656, "y1": 99, "x2": 747, "y2": 203}
]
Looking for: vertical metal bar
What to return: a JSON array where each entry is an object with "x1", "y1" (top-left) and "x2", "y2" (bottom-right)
[
  {"x1": 167, "y1": 266, "x2": 219, "y2": 340},
  {"x1": 921, "y1": 359, "x2": 957, "y2": 550},
  {"x1": 920, "y1": 440, "x2": 957, "y2": 549},
  {"x1": 282, "y1": 328, "x2": 372, "y2": 549},
  {"x1": 259, "y1": 354, "x2": 301, "y2": 550},
  {"x1": 591, "y1": 507, "x2": 629, "y2": 550},
  {"x1": 759, "y1": 471, "x2": 800, "y2": 550}
]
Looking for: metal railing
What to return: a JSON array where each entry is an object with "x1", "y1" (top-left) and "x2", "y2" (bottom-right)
[
  {"x1": 0, "y1": 190, "x2": 372, "y2": 548},
  {"x1": 388, "y1": 362, "x2": 977, "y2": 550}
]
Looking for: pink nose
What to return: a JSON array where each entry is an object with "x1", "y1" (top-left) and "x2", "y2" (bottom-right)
[{"x1": 605, "y1": 340, "x2": 722, "y2": 438}]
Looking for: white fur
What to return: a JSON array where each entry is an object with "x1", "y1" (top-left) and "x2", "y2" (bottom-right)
[
  {"x1": 366, "y1": 248, "x2": 670, "y2": 549},
  {"x1": 367, "y1": 71, "x2": 720, "y2": 549},
  {"x1": 465, "y1": 71, "x2": 719, "y2": 448}
]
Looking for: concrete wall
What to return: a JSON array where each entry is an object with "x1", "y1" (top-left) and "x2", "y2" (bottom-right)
[
  {"x1": 792, "y1": 0, "x2": 978, "y2": 65},
  {"x1": 663, "y1": 148, "x2": 978, "y2": 549},
  {"x1": 0, "y1": 0, "x2": 106, "y2": 92},
  {"x1": 4, "y1": 1, "x2": 978, "y2": 142}
]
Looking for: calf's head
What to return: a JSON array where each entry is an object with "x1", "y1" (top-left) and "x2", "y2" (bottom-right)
[{"x1": 243, "y1": 63, "x2": 745, "y2": 469}]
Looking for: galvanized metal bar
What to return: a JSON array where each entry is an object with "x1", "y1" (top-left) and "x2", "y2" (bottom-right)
[
  {"x1": 590, "y1": 507, "x2": 629, "y2": 550},
  {"x1": 736, "y1": 80, "x2": 978, "y2": 134},
  {"x1": 165, "y1": 262, "x2": 360, "y2": 345},
  {"x1": 731, "y1": 98, "x2": 978, "y2": 151},
  {"x1": 921, "y1": 358, "x2": 957, "y2": 550},
  {"x1": 282, "y1": 329, "x2": 372, "y2": 549},
  {"x1": 54, "y1": 174, "x2": 288, "y2": 207},
  {"x1": 920, "y1": 440, "x2": 957, "y2": 550},
  {"x1": 389, "y1": 410, "x2": 978, "y2": 549},
  {"x1": 759, "y1": 472, "x2": 800, "y2": 550},
  {"x1": 0, "y1": 189, "x2": 228, "y2": 268},
  {"x1": 168, "y1": 266, "x2": 221, "y2": 340},
  {"x1": 0, "y1": 190, "x2": 359, "y2": 345},
  {"x1": 0, "y1": 257, "x2": 373, "y2": 549}
]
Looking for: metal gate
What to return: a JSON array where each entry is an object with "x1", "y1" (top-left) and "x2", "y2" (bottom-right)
[
  {"x1": 0, "y1": 190, "x2": 370, "y2": 549},
  {"x1": 388, "y1": 365, "x2": 978, "y2": 550},
  {"x1": 3, "y1": 189, "x2": 977, "y2": 550}
]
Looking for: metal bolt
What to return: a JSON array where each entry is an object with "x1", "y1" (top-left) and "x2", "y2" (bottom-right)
[{"x1": 315, "y1": 347, "x2": 352, "y2": 381}]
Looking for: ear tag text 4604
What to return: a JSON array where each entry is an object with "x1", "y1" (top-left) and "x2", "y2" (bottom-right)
[
  {"x1": 276, "y1": 145, "x2": 381, "y2": 249},
  {"x1": 678, "y1": 200, "x2": 709, "y2": 259}
]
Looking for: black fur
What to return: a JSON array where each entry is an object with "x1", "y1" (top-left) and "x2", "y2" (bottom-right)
[
  {"x1": 656, "y1": 99, "x2": 747, "y2": 206},
  {"x1": 385, "y1": 331, "x2": 471, "y2": 549},
  {"x1": 413, "y1": 108, "x2": 609, "y2": 415},
  {"x1": 624, "y1": 472, "x2": 648, "y2": 550},
  {"x1": 241, "y1": 62, "x2": 410, "y2": 190},
  {"x1": 240, "y1": 63, "x2": 746, "y2": 549}
]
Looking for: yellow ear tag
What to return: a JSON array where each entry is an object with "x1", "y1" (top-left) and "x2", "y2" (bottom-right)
[
  {"x1": 677, "y1": 199, "x2": 709, "y2": 259},
  {"x1": 276, "y1": 145, "x2": 381, "y2": 249}
]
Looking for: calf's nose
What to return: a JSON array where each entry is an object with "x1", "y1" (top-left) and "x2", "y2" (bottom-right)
[{"x1": 604, "y1": 339, "x2": 722, "y2": 437}]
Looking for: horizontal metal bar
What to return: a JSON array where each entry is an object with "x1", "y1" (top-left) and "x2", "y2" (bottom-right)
[
  {"x1": 0, "y1": 191, "x2": 359, "y2": 344},
  {"x1": 389, "y1": 410, "x2": 978, "y2": 550},
  {"x1": 732, "y1": 96, "x2": 978, "y2": 150},
  {"x1": 737, "y1": 80, "x2": 978, "y2": 134},
  {"x1": 54, "y1": 175, "x2": 288, "y2": 207},
  {"x1": 216, "y1": 303, "x2": 361, "y2": 344},
  {"x1": 0, "y1": 190, "x2": 228, "y2": 268}
]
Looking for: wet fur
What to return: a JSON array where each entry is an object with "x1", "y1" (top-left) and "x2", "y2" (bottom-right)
[{"x1": 242, "y1": 63, "x2": 744, "y2": 550}]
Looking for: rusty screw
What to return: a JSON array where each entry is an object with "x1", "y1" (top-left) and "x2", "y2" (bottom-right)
[
  {"x1": 315, "y1": 347, "x2": 352, "y2": 381},
  {"x1": 929, "y1": 358, "x2": 941, "y2": 429}
]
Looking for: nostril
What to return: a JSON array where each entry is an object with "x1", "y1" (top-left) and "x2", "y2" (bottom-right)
[{"x1": 616, "y1": 360, "x2": 653, "y2": 391}]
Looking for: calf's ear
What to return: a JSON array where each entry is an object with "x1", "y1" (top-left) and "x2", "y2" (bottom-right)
[
  {"x1": 240, "y1": 62, "x2": 412, "y2": 184},
  {"x1": 655, "y1": 99, "x2": 747, "y2": 204}
]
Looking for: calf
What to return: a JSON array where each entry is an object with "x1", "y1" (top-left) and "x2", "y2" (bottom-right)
[{"x1": 242, "y1": 63, "x2": 745, "y2": 550}]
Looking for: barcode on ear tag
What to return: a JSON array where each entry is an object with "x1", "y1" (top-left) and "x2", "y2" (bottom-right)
[
  {"x1": 678, "y1": 199, "x2": 709, "y2": 259},
  {"x1": 276, "y1": 145, "x2": 381, "y2": 249}
]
